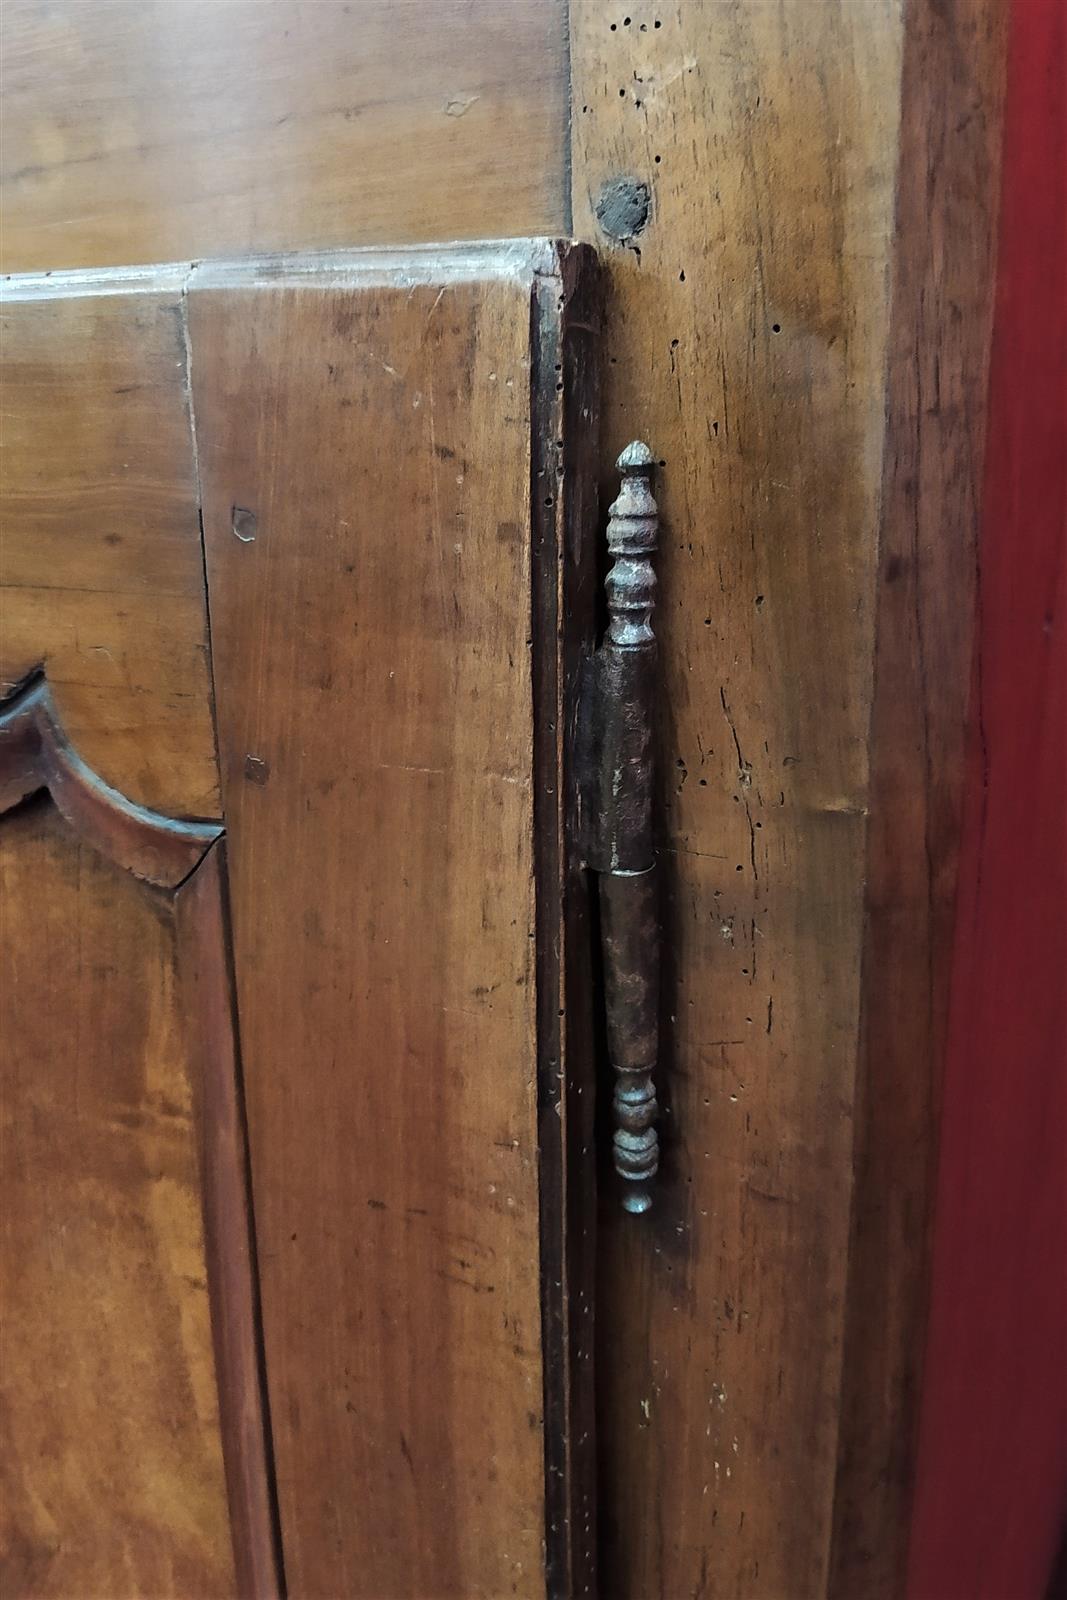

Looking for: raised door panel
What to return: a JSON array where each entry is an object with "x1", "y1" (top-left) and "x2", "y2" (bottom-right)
[
  {"x1": 0, "y1": 279, "x2": 277, "y2": 1598},
  {"x1": 187, "y1": 242, "x2": 599, "y2": 1600}
]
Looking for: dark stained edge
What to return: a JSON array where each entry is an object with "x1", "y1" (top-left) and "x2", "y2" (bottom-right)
[
  {"x1": 828, "y1": 2, "x2": 1010, "y2": 1593},
  {"x1": 0, "y1": 673, "x2": 220, "y2": 885},
  {"x1": 530, "y1": 240, "x2": 603, "y2": 1599},
  {"x1": 176, "y1": 840, "x2": 286, "y2": 1600}
]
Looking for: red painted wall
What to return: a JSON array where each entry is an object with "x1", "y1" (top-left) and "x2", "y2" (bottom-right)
[{"x1": 907, "y1": 0, "x2": 1067, "y2": 1593}]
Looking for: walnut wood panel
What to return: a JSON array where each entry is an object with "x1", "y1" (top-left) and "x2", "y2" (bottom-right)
[
  {"x1": 573, "y1": 3, "x2": 894, "y2": 1596},
  {"x1": 0, "y1": 801, "x2": 236, "y2": 1598},
  {"x1": 187, "y1": 243, "x2": 596, "y2": 1599},
  {"x1": 0, "y1": 269, "x2": 218, "y2": 817},
  {"x1": 571, "y1": 3, "x2": 1007, "y2": 1596},
  {"x1": 0, "y1": 0, "x2": 567, "y2": 274}
]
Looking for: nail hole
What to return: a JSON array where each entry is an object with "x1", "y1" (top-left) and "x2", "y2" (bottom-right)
[{"x1": 595, "y1": 176, "x2": 651, "y2": 242}]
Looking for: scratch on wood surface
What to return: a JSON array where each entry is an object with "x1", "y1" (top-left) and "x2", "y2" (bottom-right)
[
  {"x1": 644, "y1": 57, "x2": 699, "y2": 96},
  {"x1": 444, "y1": 94, "x2": 479, "y2": 117}
]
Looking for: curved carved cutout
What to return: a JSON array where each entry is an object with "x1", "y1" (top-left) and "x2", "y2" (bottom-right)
[{"x1": 0, "y1": 674, "x2": 221, "y2": 887}]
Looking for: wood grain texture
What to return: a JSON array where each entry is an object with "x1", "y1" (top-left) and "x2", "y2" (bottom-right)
[
  {"x1": 188, "y1": 244, "x2": 592, "y2": 1599},
  {"x1": 0, "y1": 801, "x2": 236, "y2": 1599},
  {"x1": 0, "y1": 268, "x2": 218, "y2": 817},
  {"x1": 571, "y1": 3, "x2": 1008, "y2": 1595},
  {"x1": 570, "y1": 3, "x2": 903, "y2": 1595},
  {"x1": 0, "y1": 0, "x2": 567, "y2": 274},
  {"x1": 829, "y1": 2, "x2": 1008, "y2": 1593}
]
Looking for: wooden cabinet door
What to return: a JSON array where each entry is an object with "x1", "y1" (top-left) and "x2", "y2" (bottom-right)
[{"x1": 1, "y1": 241, "x2": 600, "y2": 1599}]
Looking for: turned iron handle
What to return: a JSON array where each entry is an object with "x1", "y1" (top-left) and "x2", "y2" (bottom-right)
[{"x1": 583, "y1": 442, "x2": 661, "y2": 1213}]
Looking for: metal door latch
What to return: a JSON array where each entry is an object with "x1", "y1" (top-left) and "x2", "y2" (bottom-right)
[{"x1": 579, "y1": 442, "x2": 661, "y2": 1214}]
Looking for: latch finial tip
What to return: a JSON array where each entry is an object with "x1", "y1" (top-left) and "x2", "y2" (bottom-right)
[{"x1": 616, "y1": 439, "x2": 655, "y2": 473}]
